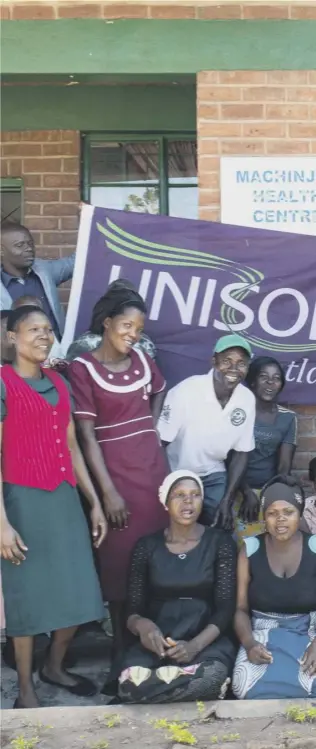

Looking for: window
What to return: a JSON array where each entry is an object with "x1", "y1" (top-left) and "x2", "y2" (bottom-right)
[
  {"x1": 0, "y1": 178, "x2": 23, "y2": 223},
  {"x1": 82, "y1": 134, "x2": 197, "y2": 219}
]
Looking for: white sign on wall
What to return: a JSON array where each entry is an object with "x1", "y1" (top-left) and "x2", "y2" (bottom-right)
[{"x1": 220, "y1": 156, "x2": 316, "y2": 236}]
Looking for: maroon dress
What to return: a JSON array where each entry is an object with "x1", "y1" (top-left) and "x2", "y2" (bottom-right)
[{"x1": 68, "y1": 349, "x2": 168, "y2": 601}]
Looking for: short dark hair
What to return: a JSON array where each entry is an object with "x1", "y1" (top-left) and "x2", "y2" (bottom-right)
[
  {"x1": 7, "y1": 305, "x2": 48, "y2": 333},
  {"x1": 11, "y1": 295, "x2": 43, "y2": 311},
  {"x1": 246, "y1": 356, "x2": 285, "y2": 391},
  {"x1": 309, "y1": 458, "x2": 316, "y2": 483},
  {"x1": 1, "y1": 221, "x2": 32, "y2": 237}
]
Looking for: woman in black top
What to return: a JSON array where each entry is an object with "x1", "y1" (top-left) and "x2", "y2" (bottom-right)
[
  {"x1": 233, "y1": 475, "x2": 316, "y2": 699},
  {"x1": 118, "y1": 470, "x2": 237, "y2": 703}
]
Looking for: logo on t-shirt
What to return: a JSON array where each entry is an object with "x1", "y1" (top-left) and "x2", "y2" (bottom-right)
[
  {"x1": 161, "y1": 404, "x2": 171, "y2": 423},
  {"x1": 231, "y1": 408, "x2": 246, "y2": 426}
]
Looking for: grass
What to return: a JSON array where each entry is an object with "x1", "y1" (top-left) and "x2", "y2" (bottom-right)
[
  {"x1": 210, "y1": 736, "x2": 240, "y2": 745},
  {"x1": 90, "y1": 742, "x2": 109, "y2": 749},
  {"x1": 152, "y1": 718, "x2": 197, "y2": 745},
  {"x1": 25, "y1": 722, "x2": 53, "y2": 732},
  {"x1": 196, "y1": 701, "x2": 205, "y2": 716},
  {"x1": 101, "y1": 713, "x2": 121, "y2": 728},
  {"x1": 10, "y1": 738, "x2": 39, "y2": 749},
  {"x1": 286, "y1": 705, "x2": 316, "y2": 723}
]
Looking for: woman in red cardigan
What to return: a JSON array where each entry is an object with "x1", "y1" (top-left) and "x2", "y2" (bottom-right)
[{"x1": 0, "y1": 305, "x2": 106, "y2": 709}]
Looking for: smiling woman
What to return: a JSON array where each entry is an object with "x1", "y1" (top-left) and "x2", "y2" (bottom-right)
[
  {"x1": 0, "y1": 306, "x2": 106, "y2": 709},
  {"x1": 68, "y1": 284, "x2": 168, "y2": 690},
  {"x1": 234, "y1": 356, "x2": 297, "y2": 542}
]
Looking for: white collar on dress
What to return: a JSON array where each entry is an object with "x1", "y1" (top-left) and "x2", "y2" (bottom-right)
[{"x1": 74, "y1": 348, "x2": 151, "y2": 394}]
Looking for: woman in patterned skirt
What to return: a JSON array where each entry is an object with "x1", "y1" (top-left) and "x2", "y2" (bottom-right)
[{"x1": 233, "y1": 475, "x2": 316, "y2": 699}]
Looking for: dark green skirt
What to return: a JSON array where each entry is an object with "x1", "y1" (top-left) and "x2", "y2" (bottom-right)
[{"x1": 1, "y1": 482, "x2": 104, "y2": 637}]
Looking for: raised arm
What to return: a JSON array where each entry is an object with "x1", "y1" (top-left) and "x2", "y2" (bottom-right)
[{"x1": 48, "y1": 253, "x2": 75, "y2": 286}]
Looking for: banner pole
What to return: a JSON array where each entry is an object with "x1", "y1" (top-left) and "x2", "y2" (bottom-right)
[{"x1": 61, "y1": 204, "x2": 94, "y2": 354}]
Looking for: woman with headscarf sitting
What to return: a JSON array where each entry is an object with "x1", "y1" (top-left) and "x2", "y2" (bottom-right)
[
  {"x1": 233, "y1": 475, "x2": 316, "y2": 699},
  {"x1": 118, "y1": 470, "x2": 237, "y2": 703}
]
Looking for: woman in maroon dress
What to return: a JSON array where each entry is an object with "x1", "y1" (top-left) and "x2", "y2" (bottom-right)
[{"x1": 68, "y1": 286, "x2": 168, "y2": 669}]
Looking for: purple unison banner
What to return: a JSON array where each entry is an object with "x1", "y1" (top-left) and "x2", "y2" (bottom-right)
[{"x1": 62, "y1": 206, "x2": 316, "y2": 404}]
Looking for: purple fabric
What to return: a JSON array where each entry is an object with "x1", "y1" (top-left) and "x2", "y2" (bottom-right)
[{"x1": 73, "y1": 208, "x2": 316, "y2": 404}]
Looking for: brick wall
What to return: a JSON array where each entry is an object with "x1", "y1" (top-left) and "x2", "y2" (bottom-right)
[
  {"x1": 0, "y1": 129, "x2": 80, "y2": 305},
  {"x1": 197, "y1": 69, "x2": 316, "y2": 222},
  {"x1": 1, "y1": 2, "x2": 316, "y2": 21},
  {"x1": 197, "y1": 69, "x2": 316, "y2": 481}
]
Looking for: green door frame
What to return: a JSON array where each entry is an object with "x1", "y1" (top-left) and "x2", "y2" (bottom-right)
[{"x1": 82, "y1": 132, "x2": 197, "y2": 215}]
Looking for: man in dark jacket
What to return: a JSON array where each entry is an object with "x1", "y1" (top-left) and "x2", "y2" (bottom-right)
[{"x1": 1, "y1": 222, "x2": 75, "y2": 339}]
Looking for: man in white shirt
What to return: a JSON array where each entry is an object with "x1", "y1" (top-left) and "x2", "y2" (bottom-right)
[{"x1": 157, "y1": 334, "x2": 256, "y2": 529}]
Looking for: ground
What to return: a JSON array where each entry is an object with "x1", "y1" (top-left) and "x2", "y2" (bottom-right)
[
  {"x1": 1, "y1": 627, "x2": 112, "y2": 711},
  {"x1": 1, "y1": 629, "x2": 316, "y2": 748},
  {"x1": 2, "y1": 701, "x2": 316, "y2": 749}
]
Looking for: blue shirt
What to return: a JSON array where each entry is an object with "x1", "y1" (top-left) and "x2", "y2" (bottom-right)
[
  {"x1": 1, "y1": 269, "x2": 59, "y2": 337},
  {"x1": 245, "y1": 406, "x2": 297, "y2": 489}
]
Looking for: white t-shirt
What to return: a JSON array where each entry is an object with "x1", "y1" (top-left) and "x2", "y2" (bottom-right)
[{"x1": 157, "y1": 369, "x2": 256, "y2": 476}]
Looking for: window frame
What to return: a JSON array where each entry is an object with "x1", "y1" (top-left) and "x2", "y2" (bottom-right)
[
  {"x1": 0, "y1": 177, "x2": 24, "y2": 223},
  {"x1": 81, "y1": 132, "x2": 197, "y2": 216}
]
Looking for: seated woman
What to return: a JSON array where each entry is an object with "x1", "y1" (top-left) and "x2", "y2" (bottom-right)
[
  {"x1": 234, "y1": 357, "x2": 297, "y2": 541},
  {"x1": 118, "y1": 470, "x2": 237, "y2": 704},
  {"x1": 233, "y1": 475, "x2": 316, "y2": 700}
]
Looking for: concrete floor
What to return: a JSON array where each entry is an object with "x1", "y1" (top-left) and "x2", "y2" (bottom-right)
[
  {"x1": 2, "y1": 700, "x2": 316, "y2": 749},
  {"x1": 1, "y1": 626, "x2": 113, "y2": 710},
  {"x1": 2, "y1": 629, "x2": 316, "y2": 749}
]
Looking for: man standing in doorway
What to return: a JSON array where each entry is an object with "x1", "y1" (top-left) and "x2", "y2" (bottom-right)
[
  {"x1": 0, "y1": 222, "x2": 75, "y2": 340},
  {"x1": 157, "y1": 334, "x2": 256, "y2": 529}
]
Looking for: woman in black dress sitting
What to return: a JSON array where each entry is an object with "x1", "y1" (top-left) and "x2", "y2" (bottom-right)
[{"x1": 118, "y1": 470, "x2": 237, "y2": 703}]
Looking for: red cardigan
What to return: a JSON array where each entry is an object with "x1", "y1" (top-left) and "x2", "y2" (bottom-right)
[{"x1": 1, "y1": 365, "x2": 76, "y2": 490}]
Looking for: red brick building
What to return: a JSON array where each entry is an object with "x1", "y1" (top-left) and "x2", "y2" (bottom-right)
[{"x1": 1, "y1": 1, "x2": 315, "y2": 478}]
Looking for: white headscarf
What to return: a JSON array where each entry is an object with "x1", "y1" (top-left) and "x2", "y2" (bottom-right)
[{"x1": 158, "y1": 470, "x2": 204, "y2": 508}]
